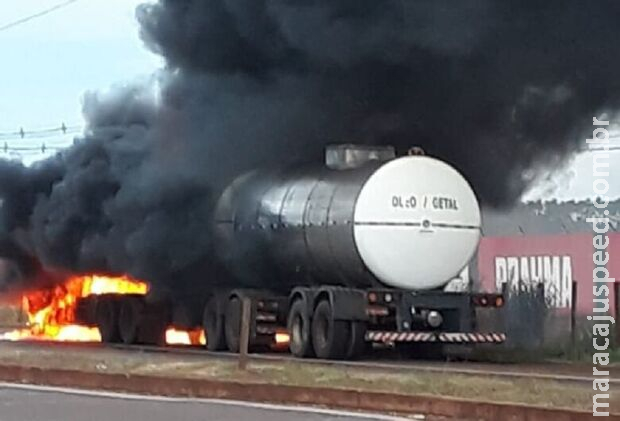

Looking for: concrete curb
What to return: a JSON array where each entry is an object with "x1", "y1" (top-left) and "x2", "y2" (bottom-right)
[{"x1": 0, "y1": 364, "x2": 616, "y2": 421}]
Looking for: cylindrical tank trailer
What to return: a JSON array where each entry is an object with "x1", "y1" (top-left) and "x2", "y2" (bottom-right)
[
  {"x1": 214, "y1": 144, "x2": 481, "y2": 292},
  {"x1": 82, "y1": 145, "x2": 506, "y2": 359}
]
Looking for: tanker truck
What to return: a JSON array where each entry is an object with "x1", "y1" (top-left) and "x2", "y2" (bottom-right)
[{"x1": 77, "y1": 144, "x2": 506, "y2": 359}]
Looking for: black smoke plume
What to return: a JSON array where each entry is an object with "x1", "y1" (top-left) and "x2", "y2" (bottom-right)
[{"x1": 1, "y1": 0, "x2": 619, "y2": 291}]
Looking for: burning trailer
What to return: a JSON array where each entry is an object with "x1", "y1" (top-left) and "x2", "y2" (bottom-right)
[
  {"x1": 3, "y1": 145, "x2": 506, "y2": 359},
  {"x1": 1, "y1": 274, "x2": 204, "y2": 346}
]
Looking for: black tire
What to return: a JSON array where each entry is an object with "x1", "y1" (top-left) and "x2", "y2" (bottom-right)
[
  {"x1": 96, "y1": 298, "x2": 120, "y2": 344},
  {"x1": 311, "y1": 299, "x2": 349, "y2": 360},
  {"x1": 287, "y1": 299, "x2": 314, "y2": 358},
  {"x1": 139, "y1": 305, "x2": 168, "y2": 346},
  {"x1": 224, "y1": 296, "x2": 242, "y2": 353},
  {"x1": 346, "y1": 321, "x2": 367, "y2": 360},
  {"x1": 203, "y1": 297, "x2": 226, "y2": 351},
  {"x1": 118, "y1": 297, "x2": 142, "y2": 345}
]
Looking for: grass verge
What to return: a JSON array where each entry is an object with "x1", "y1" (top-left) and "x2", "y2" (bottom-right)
[{"x1": 0, "y1": 341, "x2": 617, "y2": 413}]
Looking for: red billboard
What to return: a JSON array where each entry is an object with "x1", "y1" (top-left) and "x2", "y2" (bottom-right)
[{"x1": 477, "y1": 233, "x2": 619, "y2": 315}]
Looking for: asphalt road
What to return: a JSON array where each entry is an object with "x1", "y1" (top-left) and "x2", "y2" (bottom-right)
[{"x1": 0, "y1": 385, "x2": 411, "y2": 421}]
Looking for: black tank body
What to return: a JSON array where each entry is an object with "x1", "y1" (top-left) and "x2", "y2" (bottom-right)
[{"x1": 213, "y1": 162, "x2": 383, "y2": 291}]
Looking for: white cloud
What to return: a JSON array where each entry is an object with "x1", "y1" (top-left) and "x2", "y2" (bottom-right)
[{"x1": 523, "y1": 147, "x2": 620, "y2": 202}]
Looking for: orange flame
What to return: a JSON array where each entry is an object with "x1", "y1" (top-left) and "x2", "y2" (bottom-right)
[
  {"x1": 165, "y1": 328, "x2": 206, "y2": 346},
  {"x1": 1, "y1": 274, "x2": 147, "y2": 342},
  {"x1": 275, "y1": 332, "x2": 290, "y2": 345},
  {"x1": 1, "y1": 275, "x2": 206, "y2": 346}
]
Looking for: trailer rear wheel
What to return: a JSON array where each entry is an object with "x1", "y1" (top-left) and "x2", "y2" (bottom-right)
[
  {"x1": 119, "y1": 297, "x2": 142, "y2": 345},
  {"x1": 311, "y1": 299, "x2": 348, "y2": 359},
  {"x1": 96, "y1": 298, "x2": 120, "y2": 344},
  {"x1": 139, "y1": 307, "x2": 168, "y2": 346},
  {"x1": 346, "y1": 321, "x2": 367, "y2": 359},
  {"x1": 287, "y1": 299, "x2": 314, "y2": 358},
  {"x1": 203, "y1": 297, "x2": 226, "y2": 351},
  {"x1": 225, "y1": 296, "x2": 242, "y2": 353}
]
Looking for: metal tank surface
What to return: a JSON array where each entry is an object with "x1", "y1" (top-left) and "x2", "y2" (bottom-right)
[{"x1": 214, "y1": 146, "x2": 481, "y2": 292}]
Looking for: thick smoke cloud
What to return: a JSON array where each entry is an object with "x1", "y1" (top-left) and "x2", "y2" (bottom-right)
[{"x1": 1, "y1": 0, "x2": 619, "y2": 291}]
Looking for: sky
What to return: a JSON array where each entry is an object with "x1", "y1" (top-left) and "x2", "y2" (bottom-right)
[
  {"x1": 0, "y1": 0, "x2": 160, "y2": 164},
  {"x1": 0, "y1": 0, "x2": 618, "y2": 201},
  {"x1": 523, "y1": 133, "x2": 620, "y2": 202}
]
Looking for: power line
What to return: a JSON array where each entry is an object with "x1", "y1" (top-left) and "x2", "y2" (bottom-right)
[
  {"x1": 0, "y1": 123, "x2": 83, "y2": 140},
  {"x1": 3, "y1": 146, "x2": 63, "y2": 152},
  {"x1": 0, "y1": 0, "x2": 81, "y2": 33},
  {"x1": 0, "y1": 143, "x2": 65, "y2": 153}
]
